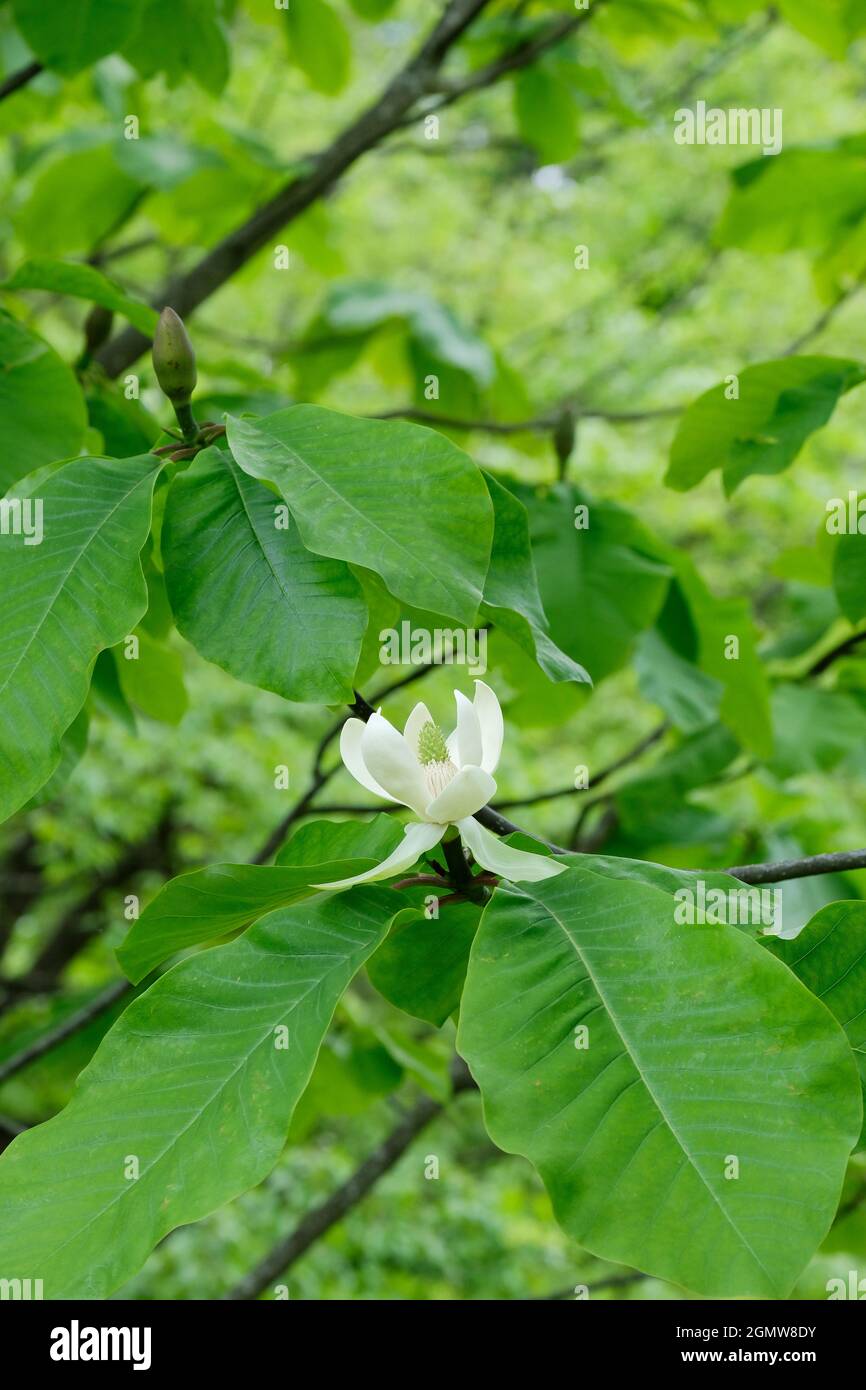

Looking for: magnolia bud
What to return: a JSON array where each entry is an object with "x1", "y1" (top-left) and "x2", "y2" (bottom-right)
[
  {"x1": 84, "y1": 304, "x2": 114, "y2": 355},
  {"x1": 553, "y1": 408, "x2": 576, "y2": 471},
  {"x1": 152, "y1": 307, "x2": 197, "y2": 405}
]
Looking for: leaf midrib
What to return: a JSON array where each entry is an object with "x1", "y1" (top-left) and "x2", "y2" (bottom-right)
[
  {"x1": 523, "y1": 884, "x2": 778, "y2": 1292},
  {"x1": 232, "y1": 415, "x2": 480, "y2": 622}
]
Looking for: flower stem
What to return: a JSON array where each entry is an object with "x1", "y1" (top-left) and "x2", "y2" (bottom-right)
[{"x1": 174, "y1": 400, "x2": 201, "y2": 445}]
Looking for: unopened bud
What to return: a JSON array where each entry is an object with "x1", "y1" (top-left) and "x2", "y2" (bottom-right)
[
  {"x1": 553, "y1": 408, "x2": 576, "y2": 471},
  {"x1": 152, "y1": 307, "x2": 197, "y2": 405},
  {"x1": 84, "y1": 304, "x2": 114, "y2": 355}
]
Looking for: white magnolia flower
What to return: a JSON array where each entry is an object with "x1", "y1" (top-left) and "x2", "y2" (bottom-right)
[{"x1": 314, "y1": 680, "x2": 566, "y2": 891}]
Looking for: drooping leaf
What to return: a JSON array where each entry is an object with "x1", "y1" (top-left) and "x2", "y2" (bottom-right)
[
  {"x1": 118, "y1": 816, "x2": 405, "y2": 982},
  {"x1": 458, "y1": 865, "x2": 861, "y2": 1297},
  {"x1": 368, "y1": 902, "x2": 480, "y2": 1026},
  {"x1": 115, "y1": 631, "x2": 188, "y2": 726},
  {"x1": 480, "y1": 473, "x2": 590, "y2": 685},
  {"x1": 513, "y1": 65, "x2": 580, "y2": 163},
  {"x1": 0, "y1": 454, "x2": 161, "y2": 823},
  {"x1": 12, "y1": 0, "x2": 146, "y2": 74},
  {"x1": 0, "y1": 313, "x2": 87, "y2": 486},
  {"x1": 226, "y1": 407, "x2": 494, "y2": 626},
  {"x1": 514, "y1": 482, "x2": 671, "y2": 683},
  {"x1": 123, "y1": 0, "x2": 230, "y2": 94},
  {"x1": 833, "y1": 512, "x2": 866, "y2": 622},
  {"x1": 672, "y1": 563, "x2": 773, "y2": 757},
  {"x1": 162, "y1": 448, "x2": 367, "y2": 704},
  {"x1": 295, "y1": 281, "x2": 495, "y2": 400},
  {"x1": 768, "y1": 683, "x2": 866, "y2": 779},
  {"x1": 666, "y1": 358, "x2": 866, "y2": 496},
  {"x1": 615, "y1": 722, "x2": 739, "y2": 832},
  {"x1": 716, "y1": 141, "x2": 866, "y2": 259},
  {"x1": 634, "y1": 627, "x2": 723, "y2": 732},
  {"x1": 3, "y1": 258, "x2": 158, "y2": 335},
  {"x1": 284, "y1": 0, "x2": 351, "y2": 94},
  {"x1": 274, "y1": 815, "x2": 403, "y2": 868},
  {"x1": 15, "y1": 143, "x2": 145, "y2": 256},
  {"x1": 767, "y1": 901, "x2": 866, "y2": 1147},
  {"x1": 0, "y1": 888, "x2": 398, "y2": 1297}
]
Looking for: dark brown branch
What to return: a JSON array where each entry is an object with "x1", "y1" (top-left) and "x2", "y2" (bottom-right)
[
  {"x1": 224, "y1": 1058, "x2": 475, "y2": 1300},
  {"x1": 370, "y1": 404, "x2": 679, "y2": 434},
  {"x1": 805, "y1": 629, "x2": 866, "y2": 678},
  {"x1": 0, "y1": 979, "x2": 131, "y2": 1089},
  {"x1": 0, "y1": 59, "x2": 43, "y2": 104},
  {"x1": 725, "y1": 848, "x2": 866, "y2": 886},
  {"x1": 0, "y1": 804, "x2": 176, "y2": 1008},
  {"x1": 427, "y1": 0, "x2": 611, "y2": 113},
  {"x1": 95, "y1": 0, "x2": 493, "y2": 378},
  {"x1": 95, "y1": 0, "x2": 610, "y2": 379}
]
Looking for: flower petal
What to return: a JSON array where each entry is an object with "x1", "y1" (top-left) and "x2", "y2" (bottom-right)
[
  {"x1": 453, "y1": 690, "x2": 483, "y2": 770},
  {"x1": 457, "y1": 817, "x2": 567, "y2": 882},
  {"x1": 473, "y1": 680, "x2": 504, "y2": 774},
  {"x1": 426, "y1": 766, "x2": 496, "y2": 823},
  {"x1": 361, "y1": 712, "x2": 430, "y2": 818},
  {"x1": 403, "y1": 702, "x2": 435, "y2": 760},
  {"x1": 312, "y1": 821, "x2": 446, "y2": 890},
  {"x1": 340, "y1": 718, "x2": 396, "y2": 802}
]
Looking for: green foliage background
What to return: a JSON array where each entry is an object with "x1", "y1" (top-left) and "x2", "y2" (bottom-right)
[{"x1": 1, "y1": 0, "x2": 866, "y2": 1299}]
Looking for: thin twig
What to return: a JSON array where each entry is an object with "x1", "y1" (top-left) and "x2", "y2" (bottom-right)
[
  {"x1": 725, "y1": 848, "x2": 866, "y2": 885},
  {"x1": 224, "y1": 1058, "x2": 475, "y2": 1300},
  {"x1": 0, "y1": 979, "x2": 131, "y2": 1089},
  {"x1": 95, "y1": 0, "x2": 610, "y2": 378},
  {"x1": 0, "y1": 60, "x2": 43, "y2": 104}
]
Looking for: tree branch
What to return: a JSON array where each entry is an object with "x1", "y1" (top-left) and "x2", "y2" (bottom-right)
[
  {"x1": 95, "y1": 0, "x2": 494, "y2": 377},
  {"x1": 0, "y1": 979, "x2": 132, "y2": 1089},
  {"x1": 95, "y1": 0, "x2": 610, "y2": 378},
  {"x1": 224, "y1": 1057, "x2": 475, "y2": 1300},
  {"x1": 0, "y1": 59, "x2": 43, "y2": 104},
  {"x1": 725, "y1": 848, "x2": 866, "y2": 886}
]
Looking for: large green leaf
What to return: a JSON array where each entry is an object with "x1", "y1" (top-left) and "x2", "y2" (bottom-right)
[
  {"x1": 0, "y1": 888, "x2": 397, "y2": 1297},
  {"x1": 3, "y1": 258, "x2": 157, "y2": 336},
  {"x1": 12, "y1": 0, "x2": 146, "y2": 74},
  {"x1": 481, "y1": 473, "x2": 589, "y2": 685},
  {"x1": 163, "y1": 448, "x2": 367, "y2": 704},
  {"x1": 0, "y1": 314, "x2": 87, "y2": 486},
  {"x1": 767, "y1": 901, "x2": 866, "y2": 1148},
  {"x1": 0, "y1": 454, "x2": 160, "y2": 823},
  {"x1": 458, "y1": 865, "x2": 861, "y2": 1297},
  {"x1": 118, "y1": 815, "x2": 405, "y2": 982},
  {"x1": 666, "y1": 357, "x2": 866, "y2": 496},
  {"x1": 226, "y1": 407, "x2": 493, "y2": 626}
]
